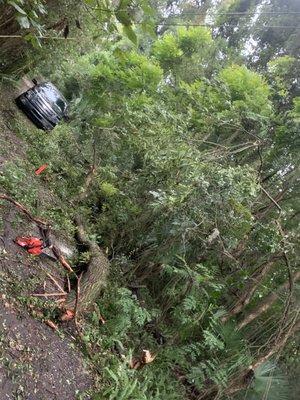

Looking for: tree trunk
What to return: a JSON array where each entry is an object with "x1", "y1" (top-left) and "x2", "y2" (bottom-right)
[{"x1": 64, "y1": 216, "x2": 109, "y2": 313}]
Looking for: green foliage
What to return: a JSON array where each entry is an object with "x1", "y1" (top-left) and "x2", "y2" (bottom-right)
[
  {"x1": 0, "y1": 160, "x2": 38, "y2": 207},
  {"x1": 97, "y1": 359, "x2": 185, "y2": 400},
  {"x1": 100, "y1": 182, "x2": 119, "y2": 197},
  {"x1": 220, "y1": 64, "x2": 272, "y2": 116},
  {"x1": 152, "y1": 32, "x2": 183, "y2": 69},
  {"x1": 30, "y1": 31, "x2": 292, "y2": 398},
  {"x1": 102, "y1": 287, "x2": 154, "y2": 340},
  {"x1": 268, "y1": 56, "x2": 298, "y2": 98},
  {"x1": 82, "y1": 0, "x2": 156, "y2": 45},
  {"x1": 7, "y1": 0, "x2": 46, "y2": 34},
  {"x1": 290, "y1": 97, "x2": 300, "y2": 123},
  {"x1": 152, "y1": 26, "x2": 214, "y2": 77},
  {"x1": 177, "y1": 27, "x2": 213, "y2": 56}
]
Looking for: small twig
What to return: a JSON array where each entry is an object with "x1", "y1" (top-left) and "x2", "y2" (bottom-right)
[
  {"x1": 0, "y1": 236, "x2": 5, "y2": 248},
  {"x1": 274, "y1": 221, "x2": 294, "y2": 338},
  {"x1": 31, "y1": 292, "x2": 67, "y2": 297},
  {"x1": 51, "y1": 245, "x2": 75, "y2": 274},
  {"x1": 93, "y1": 304, "x2": 106, "y2": 324},
  {"x1": 55, "y1": 298, "x2": 66, "y2": 305},
  {"x1": 202, "y1": 140, "x2": 228, "y2": 149},
  {"x1": 46, "y1": 272, "x2": 65, "y2": 293},
  {"x1": 66, "y1": 274, "x2": 71, "y2": 293},
  {"x1": 74, "y1": 273, "x2": 83, "y2": 327},
  {"x1": 73, "y1": 164, "x2": 96, "y2": 204},
  {"x1": 92, "y1": 134, "x2": 97, "y2": 170},
  {"x1": 260, "y1": 187, "x2": 282, "y2": 212}
]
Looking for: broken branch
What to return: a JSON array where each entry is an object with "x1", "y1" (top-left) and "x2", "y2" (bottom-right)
[
  {"x1": 46, "y1": 272, "x2": 66, "y2": 293},
  {"x1": 0, "y1": 194, "x2": 49, "y2": 227}
]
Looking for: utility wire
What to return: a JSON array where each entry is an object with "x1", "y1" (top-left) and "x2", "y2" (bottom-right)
[
  {"x1": 144, "y1": 22, "x2": 300, "y2": 29},
  {"x1": 93, "y1": 8, "x2": 300, "y2": 15},
  {"x1": 84, "y1": 7, "x2": 300, "y2": 16},
  {"x1": 169, "y1": 11, "x2": 300, "y2": 15}
]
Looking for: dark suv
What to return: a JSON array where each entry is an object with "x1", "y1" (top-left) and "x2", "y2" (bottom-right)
[{"x1": 15, "y1": 82, "x2": 68, "y2": 131}]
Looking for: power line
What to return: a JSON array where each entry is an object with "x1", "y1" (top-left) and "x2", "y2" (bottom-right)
[
  {"x1": 92, "y1": 7, "x2": 300, "y2": 16},
  {"x1": 1, "y1": 24, "x2": 298, "y2": 42},
  {"x1": 153, "y1": 23, "x2": 300, "y2": 29},
  {"x1": 169, "y1": 11, "x2": 300, "y2": 16},
  {"x1": 87, "y1": 7, "x2": 300, "y2": 16}
]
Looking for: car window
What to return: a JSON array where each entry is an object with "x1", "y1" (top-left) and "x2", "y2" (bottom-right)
[
  {"x1": 55, "y1": 98, "x2": 67, "y2": 112},
  {"x1": 38, "y1": 83, "x2": 67, "y2": 112}
]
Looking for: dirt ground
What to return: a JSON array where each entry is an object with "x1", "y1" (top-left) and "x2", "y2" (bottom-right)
[{"x1": 0, "y1": 84, "x2": 95, "y2": 399}]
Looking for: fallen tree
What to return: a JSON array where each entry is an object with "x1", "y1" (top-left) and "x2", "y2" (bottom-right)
[{"x1": 64, "y1": 215, "x2": 109, "y2": 313}]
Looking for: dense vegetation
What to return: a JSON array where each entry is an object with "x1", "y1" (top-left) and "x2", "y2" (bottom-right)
[{"x1": 0, "y1": 0, "x2": 299, "y2": 399}]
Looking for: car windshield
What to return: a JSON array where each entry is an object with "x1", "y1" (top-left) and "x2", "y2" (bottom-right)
[{"x1": 37, "y1": 83, "x2": 67, "y2": 113}]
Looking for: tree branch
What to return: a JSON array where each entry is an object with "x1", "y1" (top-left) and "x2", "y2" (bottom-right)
[
  {"x1": 237, "y1": 270, "x2": 300, "y2": 329},
  {"x1": 222, "y1": 257, "x2": 280, "y2": 323},
  {"x1": 0, "y1": 194, "x2": 49, "y2": 227}
]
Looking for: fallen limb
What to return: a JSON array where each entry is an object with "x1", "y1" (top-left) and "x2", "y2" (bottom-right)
[{"x1": 1, "y1": 174, "x2": 109, "y2": 318}]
